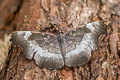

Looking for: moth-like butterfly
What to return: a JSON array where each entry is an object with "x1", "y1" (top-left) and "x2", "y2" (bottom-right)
[{"x1": 11, "y1": 22, "x2": 106, "y2": 69}]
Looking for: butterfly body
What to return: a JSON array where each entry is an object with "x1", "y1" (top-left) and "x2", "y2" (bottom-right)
[{"x1": 11, "y1": 22, "x2": 106, "y2": 69}]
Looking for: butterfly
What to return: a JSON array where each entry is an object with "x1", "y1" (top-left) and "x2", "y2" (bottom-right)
[{"x1": 11, "y1": 22, "x2": 106, "y2": 69}]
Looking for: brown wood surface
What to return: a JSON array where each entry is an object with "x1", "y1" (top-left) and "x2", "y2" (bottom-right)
[{"x1": 0, "y1": 0, "x2": 120, "y2": 80}]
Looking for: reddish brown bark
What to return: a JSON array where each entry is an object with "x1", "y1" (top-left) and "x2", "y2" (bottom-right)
[{"x1": 0, "y1": 0, "x2": 120, "y2": 80}]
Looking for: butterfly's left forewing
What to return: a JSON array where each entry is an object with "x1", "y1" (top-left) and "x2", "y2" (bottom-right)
[{"x1": 12, "y1": 31, "x2": 64, "y2": 69}]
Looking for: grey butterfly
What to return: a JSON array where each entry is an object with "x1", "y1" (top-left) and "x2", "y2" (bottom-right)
[{"x1": 11, "y1": 22, "x2": 106, "y2": 69}]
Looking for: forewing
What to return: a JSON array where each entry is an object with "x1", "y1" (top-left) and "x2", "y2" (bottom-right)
[
  {"x1": 64, "y1": 22, "x2": 106, "y2": 67},
  {"x1": 11, "y1": 31, "x2": 64, "y2": 69},
  {"x1": 63, "y1": 27, "x2": 91, "y2": 53}
]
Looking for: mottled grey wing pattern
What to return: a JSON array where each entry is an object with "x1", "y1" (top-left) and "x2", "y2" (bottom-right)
[
  {"x1": 12, "y1": 31, "x2": 35, "y2": 59},
  {"x1": 63, "y1": 27, "x2": 91, "y2": 53},
  {"x1": 11, "y1": 21, "x2": 106, "y2": 69},
  {"x1": 12, "y1": 31, "x2": 64, "y2": 69},
  {"x1": 64, "y1": 22, "x2": 106, "y2": 67}
]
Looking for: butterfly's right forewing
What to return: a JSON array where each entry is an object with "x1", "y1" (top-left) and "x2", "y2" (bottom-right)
[
  {"x1": 63, "y1": 22, "x2": 106, "y2": 67},
  {"x1": 63, "y1": 27, "x2": 92, "y2": 67}
]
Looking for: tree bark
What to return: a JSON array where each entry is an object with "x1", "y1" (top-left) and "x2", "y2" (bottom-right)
[{"x1": 2, "y1": 0, "x2": 120, "y2": 80}]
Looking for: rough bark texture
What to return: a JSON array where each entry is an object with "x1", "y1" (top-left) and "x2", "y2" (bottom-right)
[
  {"x1": 0, "y1": 0, "x2": 120, "y2": 80},
  {"x1": 0, "y1": 0, "x2": 21, "y2": 29}
]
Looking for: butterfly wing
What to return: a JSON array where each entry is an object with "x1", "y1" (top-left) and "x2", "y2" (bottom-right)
[
  {"x1": 11, "y1": 31, "x2": 64, "y2": 69},
  {"x1": 63, "y1": 22, "x2": 106, "y2": 67}
]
